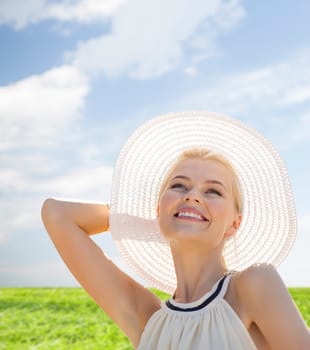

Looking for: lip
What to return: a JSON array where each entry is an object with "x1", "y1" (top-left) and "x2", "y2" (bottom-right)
[{"x1": 174, "y1": 207, "x2": 208, "y2": 222}]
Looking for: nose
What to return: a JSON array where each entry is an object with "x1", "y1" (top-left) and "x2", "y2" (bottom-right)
[{"x1": 184, "y1": 189, "x2": 201, "y2": 203}]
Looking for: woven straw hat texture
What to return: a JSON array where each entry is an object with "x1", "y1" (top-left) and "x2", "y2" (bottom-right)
[{"x1": 110, "y1": 111, "x2": 296, "y2": 294}]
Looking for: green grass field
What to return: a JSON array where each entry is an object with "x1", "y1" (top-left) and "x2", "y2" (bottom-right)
[{"x1": 1, "y1": 288, "x2": 309, "y2": 349}]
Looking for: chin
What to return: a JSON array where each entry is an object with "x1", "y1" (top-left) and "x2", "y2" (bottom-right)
[{"x1": 161, "y1": 227, "x2": 205, "y2": 241}]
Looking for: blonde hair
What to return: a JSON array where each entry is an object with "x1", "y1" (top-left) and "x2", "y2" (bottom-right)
[{"x1": 159, "y1": 148, "x2": 243, "y2": 214}]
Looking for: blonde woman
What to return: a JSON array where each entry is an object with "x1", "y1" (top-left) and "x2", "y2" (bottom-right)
[{"x1": 42, "y1": 111, "x2": 310, "y2": 349}]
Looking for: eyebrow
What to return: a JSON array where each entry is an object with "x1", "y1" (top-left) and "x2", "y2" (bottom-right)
[{"x1": 171, "y1": 175, "x2": 227, "y2": 189}]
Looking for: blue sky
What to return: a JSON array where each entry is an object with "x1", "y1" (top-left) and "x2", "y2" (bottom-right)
[{"x1": 1, "y1": 0, "x2": 309, "y2": 287}]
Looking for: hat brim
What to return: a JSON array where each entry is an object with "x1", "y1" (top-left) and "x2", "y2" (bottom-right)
[{"x1": 110, "y1": 111, "x2": 297, "y2": 294}]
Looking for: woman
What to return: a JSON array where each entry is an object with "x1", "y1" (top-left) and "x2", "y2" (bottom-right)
[{"x1": 42, "y1": 111, "x2": 310, "y2": 349}]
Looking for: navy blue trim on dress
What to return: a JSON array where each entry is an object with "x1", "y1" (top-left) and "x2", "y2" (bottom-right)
[{"x1": 165, "y1": 275, "x2": 227, "y2": 312}]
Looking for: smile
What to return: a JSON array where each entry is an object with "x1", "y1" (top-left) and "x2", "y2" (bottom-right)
[{"x1": 174, "y1": 210, "x2": 208, "y2": 222}]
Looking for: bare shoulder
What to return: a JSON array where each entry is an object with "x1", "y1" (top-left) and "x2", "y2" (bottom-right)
[
  {"x1": 226, "y1": 264, "x2": 279, "y2": 325},
  {"x1": 229, "y1": 263, "x2": 280, "y2": 312},
  {"x1": 231, "y1": 264, "x2": 310, "y2": 350},
  {"x1": 233, "y1": 263, "x2": 280, "y2": 293},
  {"x1": 232, "y1": 263, "x2": 298, "y2": 323}
]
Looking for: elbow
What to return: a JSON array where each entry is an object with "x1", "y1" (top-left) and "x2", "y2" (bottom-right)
[
  {"x1": 41, "y1": 197, "x2": 54, "y2": 217},
  {"x1": 41, "y1": 198, "x2": 61, "y2": 228}
]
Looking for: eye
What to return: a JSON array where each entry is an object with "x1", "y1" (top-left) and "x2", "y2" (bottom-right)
[
  {"x1": 170, "y1": 183, "x2": 187, "y2": 190},
  {"x1": 205, "y1": 188, "x2": 222, "y2": 196}
]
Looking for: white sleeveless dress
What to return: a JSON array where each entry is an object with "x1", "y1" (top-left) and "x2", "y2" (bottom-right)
[{"x1": 137, "y1": 274, "x2": 257, "y2": 349}]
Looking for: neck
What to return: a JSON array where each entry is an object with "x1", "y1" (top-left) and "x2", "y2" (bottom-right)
[{"x1": 170, "y1": 240, "x2": 228, "y2": 303}]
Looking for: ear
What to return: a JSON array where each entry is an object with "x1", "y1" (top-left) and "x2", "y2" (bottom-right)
[{"x1": 224, "y1": 214, "x2": 242, "y2": 238}]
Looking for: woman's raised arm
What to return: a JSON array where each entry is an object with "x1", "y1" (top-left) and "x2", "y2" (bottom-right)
[{"x1": 41, "y1": 198, "x2": 160, "y2": 347}]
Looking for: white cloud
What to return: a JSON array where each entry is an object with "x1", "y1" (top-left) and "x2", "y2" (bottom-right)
[
  {"x1": 0, "y1": 0, "x2": 245, "y2": 79},
  {"x1": 0, "y1": 0, "x2": 124, "y2": 30},
  {"x1": 178, "y1": 49, "x2": 310, "y2": 116},
  {"x1": 0, "y1": 64, "x2": 92, "y2": 244},
  {"x1": 184, "y1": 66, "x2": 198, "y2": 77},
  {"x1": 70, "y1": 0, "x2": 245, "y2": 79},
  {"x1": 0, "y1": 0, "x2": 46, "y2": 30},
  {"x1": 39, "y1": 165, "x2": 113, "y2": 200},
  {"x1": 0, "y1": 164, "x2": 113, "y2": 203},
  {"x1": 0, "y1": 195, "x2": 39, "y2": 244},
  {"x1": 0, "y1": 159, "x2": 112, "y2": 244},
  {"x1": 0, "y1": 65, "x2": 89, "y2": 151},
  {"x1": 175, "y1": 50, "x2": 310, "y2": 152},
  {"x1": 46, "y1": 0, "x2": 125, "y2": 23}
]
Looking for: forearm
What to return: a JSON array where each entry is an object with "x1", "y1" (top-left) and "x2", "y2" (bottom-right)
[{"x1": 41, "y1": 198, "x2": 110, "y2": 235}]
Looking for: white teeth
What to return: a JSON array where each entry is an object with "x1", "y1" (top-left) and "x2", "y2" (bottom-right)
[{"x1": 178, "y1": 211, "x2": 204, "y2": 220}]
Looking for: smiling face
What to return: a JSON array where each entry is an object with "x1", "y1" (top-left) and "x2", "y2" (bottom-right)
[{"x1": 158, "y1": 157, "x2": 242, "y2": 251}]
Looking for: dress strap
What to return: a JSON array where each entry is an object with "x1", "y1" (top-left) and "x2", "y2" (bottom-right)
[
  {"x1": 166, "y1": 274, "x2": 230, "y2": 312},
  {"x1": 217, "y1": 272, "x2": 233, "y2": 299}
]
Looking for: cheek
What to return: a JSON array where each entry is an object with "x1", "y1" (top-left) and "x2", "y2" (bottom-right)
[
  {"x1": 205, "y1": 198, "x2": 221, "y2": 211},
  {"x1": 157, "y1": 192, "x2": 177, "y2": 229},
  {"x1": 158, "y1": 191, "x2": 176, "y2": 213},
  {"x1": 208, "y1": 200, "x2": 233, "y2": 217},
  {"x1": 157, "y1": 204, "x2": 170, "y2": 235}
]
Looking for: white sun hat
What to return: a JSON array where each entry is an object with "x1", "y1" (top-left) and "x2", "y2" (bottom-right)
[{"x1": 109, "y1": 111, "x2": 297, "y2": 294}]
